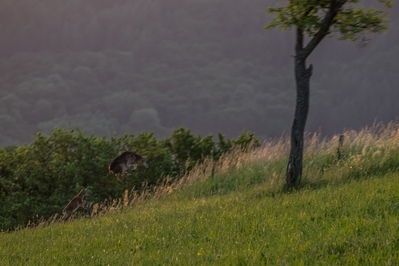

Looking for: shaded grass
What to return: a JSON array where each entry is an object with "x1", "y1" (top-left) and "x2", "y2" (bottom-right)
[
  {"x1": 2, "y1": 122, "x2": 399, "y2": 265},
  {"x1": 2, "y1": 174, "x2": 399, "y2": 265}
]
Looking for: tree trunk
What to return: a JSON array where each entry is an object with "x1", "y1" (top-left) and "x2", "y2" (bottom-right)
[
  {"x1": 283, "y1": 2, "x2": 345, "y2": 189},
  {"x1": 285, "y1": 58, "x2": 312, "y2": 189}
]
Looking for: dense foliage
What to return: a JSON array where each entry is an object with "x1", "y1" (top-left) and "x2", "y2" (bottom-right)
[
  {"x1": 0, "y1": 0, "x2": 398, "y2": 146},
  {"x1": 0, "y1": 128, "x2": 259, "y2": 231}
]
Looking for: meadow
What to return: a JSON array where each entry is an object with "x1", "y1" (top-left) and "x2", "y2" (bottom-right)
[{"x1": 1, "y1": 123, "x2": 399, "y2": 265}]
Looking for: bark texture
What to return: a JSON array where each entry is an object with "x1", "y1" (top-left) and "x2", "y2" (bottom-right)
[
  {"x1": 285, "y1": 0, "x2": 346, "y2": 189},
  {"x1": 286, "y1": 58, "x2": 312, "y2": 188}
]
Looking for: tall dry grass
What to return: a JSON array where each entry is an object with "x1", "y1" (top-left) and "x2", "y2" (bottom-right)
[{"x1": 19, "y1": 122, "x2": 399, "y2": 230}]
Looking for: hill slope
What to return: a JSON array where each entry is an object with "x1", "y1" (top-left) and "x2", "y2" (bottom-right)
[
  {"x1": 0, "y1": 0, "x2": 398, "y2": 146},
  {"x1": 2, "y1": 125, "x2": 399, "y2": 265},
  {"x1": 2, "y1": 174, "x2": 399, "y2": 265}
]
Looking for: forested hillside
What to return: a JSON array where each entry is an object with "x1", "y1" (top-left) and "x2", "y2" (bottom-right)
[{"x1": 0, "y1": 0, "x2": 398, "y2": 146}]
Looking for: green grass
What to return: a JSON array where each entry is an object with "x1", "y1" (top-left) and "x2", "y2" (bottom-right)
[{"x1": 2, "y1": 124, "x2": 399, "y2": 265}]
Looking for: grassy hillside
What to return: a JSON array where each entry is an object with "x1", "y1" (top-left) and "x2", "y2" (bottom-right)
[{"x1": 2, "y1": 123, "x2": 399, "y2": 265}]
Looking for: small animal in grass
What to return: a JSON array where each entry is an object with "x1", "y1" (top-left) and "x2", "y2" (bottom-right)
[
  {"x1": 108, "y1": 151, "x2": 149, "y2": 178},
  {"x1": 61, "y1": 188, "x2": 89, "y2": 221}
]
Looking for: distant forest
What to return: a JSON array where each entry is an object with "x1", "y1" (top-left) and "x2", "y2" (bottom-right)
[{"x1": 0, "y1": 0, "x2": 398, "y2": 146}]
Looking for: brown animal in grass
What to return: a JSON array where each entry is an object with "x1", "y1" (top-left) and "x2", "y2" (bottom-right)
[
  {"x1": 61, "y1": 188, "x2": 89, "y2": 221},
  {"x1": 108, "y1": 151, "x2": 149, "y2": 178}
]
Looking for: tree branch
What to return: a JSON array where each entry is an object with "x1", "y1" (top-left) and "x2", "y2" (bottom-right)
[
  {"x1": 299, "y1": 0, "x2": 347, "y2": 60},
  {"x1": 302, "y1": 5, "x2": 315, "y2": 19},
  {"x1": 296, "y1": 27, "x2": 304, "y2": 54}
]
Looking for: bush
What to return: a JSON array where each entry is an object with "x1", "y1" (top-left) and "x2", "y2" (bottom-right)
[{"x1": 0, "y1": 127, "x2": 259, "y2": 231}]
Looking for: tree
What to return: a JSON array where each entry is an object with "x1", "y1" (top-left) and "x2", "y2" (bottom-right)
[{"x1": 266, "y1": 0, "x2": 392, "y2": 189}]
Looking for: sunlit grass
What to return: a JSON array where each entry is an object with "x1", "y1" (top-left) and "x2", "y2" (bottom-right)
[{"x1": 2, "y1": 122, "x2": 399, "y2": 265}]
